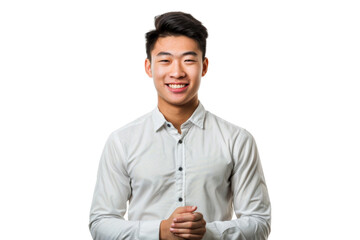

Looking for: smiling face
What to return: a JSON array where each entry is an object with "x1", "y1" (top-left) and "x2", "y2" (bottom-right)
[{"x1": 145, "y1": 36, "x2": 208, "y2": 109}]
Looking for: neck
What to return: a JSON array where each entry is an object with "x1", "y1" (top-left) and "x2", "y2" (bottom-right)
[{"x1": 158, "y1": 97, "x2": 199, "y2": 134}]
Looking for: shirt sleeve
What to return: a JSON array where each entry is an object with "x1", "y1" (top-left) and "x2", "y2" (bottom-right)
[
  {"x1": 204, "y1": 129, "x2": 271, "y2": 240},
  {"x1": 89, "y1": 133, "x2": 161, "y2": 240}
]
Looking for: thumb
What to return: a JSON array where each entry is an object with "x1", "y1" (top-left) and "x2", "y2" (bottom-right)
[{"x1": 175, "y1": 206, "x2": 197, "y2": 214}]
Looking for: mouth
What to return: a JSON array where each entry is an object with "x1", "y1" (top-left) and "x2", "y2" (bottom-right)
[
  {"x1": 166, "y1": 83, "x2": 189, "y2": 89},
  {"x1": 165, "y1": 83, "x2": 189, "y2": 92}
]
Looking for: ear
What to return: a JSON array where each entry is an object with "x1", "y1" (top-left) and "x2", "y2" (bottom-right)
[
  {"x1": 202, "y1": 57, "x2": 209, "y2": 77},
  {"x1": 145, "y1": 58, "x2": 152, "y2": 77}
]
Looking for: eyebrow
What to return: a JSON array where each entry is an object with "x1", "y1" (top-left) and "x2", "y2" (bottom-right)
[
  {"x1": 156, "y1": 51, "x2": 198, "y2": 57},
  {"x1": 182, "y1": 51, "x2": 198, "y2": 56}
]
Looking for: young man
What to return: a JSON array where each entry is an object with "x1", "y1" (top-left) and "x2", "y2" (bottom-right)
[{"x1": 89, "y1": 12, "x2": 271, "y2": 240}]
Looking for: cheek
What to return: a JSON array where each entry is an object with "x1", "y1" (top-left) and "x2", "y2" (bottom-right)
[
  {"x1": 152, "y1": 65, "x2": 167, "y2": 78},
  {"x1": 152, "y1": 68, "x2": 166, "y2": 89},
  {"x1": 188, "y1": 66, "x2": 203, "y2": 79}
]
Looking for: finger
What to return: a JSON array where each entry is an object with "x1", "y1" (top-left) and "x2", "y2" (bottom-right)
[
  {"x1": 173, "y1": 212, "x2": 203, "y2": 223},
  {"x1": 171, "y1": 219, "x2": 206, "y2": 229},
  {"x1": 174, "y1": 233, "x2": 205, "y2": 240},
  {"x1": 170, "y1": 226, "x2": 206, "y2": 235},
  {"x1": 174, "y1": 206, "x2": 197, "y2": 214}
]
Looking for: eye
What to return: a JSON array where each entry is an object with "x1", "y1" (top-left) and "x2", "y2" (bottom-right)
[
  {"x1": 159, "y1": 59, "x2": 170, "y2": 63},
  {"x1": 185, "y1": 59, "x2": 196, "y2": 62}
]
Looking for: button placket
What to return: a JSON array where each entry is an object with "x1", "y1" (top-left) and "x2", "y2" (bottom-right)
[
  {"x1": 175, "y1": 137, "x2": 185, "y2": 206},
  {"x1": 166, "y1": 124, "x2": 187, "y2": 206}
]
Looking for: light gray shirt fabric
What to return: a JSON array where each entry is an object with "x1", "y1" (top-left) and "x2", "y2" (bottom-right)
[{"x1": 89, "y1": 102, "x2": 271, "y2": 240}]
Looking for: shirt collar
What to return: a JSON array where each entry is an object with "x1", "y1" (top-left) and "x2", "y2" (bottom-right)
[{"x1": 152, "y1": 101, "x2": 206, "y2": 132}]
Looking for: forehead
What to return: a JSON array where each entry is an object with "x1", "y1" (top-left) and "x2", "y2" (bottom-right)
[{"x1": 152, "y1": 36, "x2": 201, "y2": 56}]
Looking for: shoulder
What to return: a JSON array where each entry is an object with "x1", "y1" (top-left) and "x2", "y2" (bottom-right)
[
  {"x1": 204, "y1": 110, "x2": 258, "y2": 155},
  {"x1": 107, "y1": 111, "x2": 154, "y2": 144},
  {"x1": 205, "y1": 110, "x2": 253, "y2": 140}
]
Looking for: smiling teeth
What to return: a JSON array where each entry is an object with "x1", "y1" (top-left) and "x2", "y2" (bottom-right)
[{"x1": 168, "y1": 84, "x2": 186, "y2": 89}]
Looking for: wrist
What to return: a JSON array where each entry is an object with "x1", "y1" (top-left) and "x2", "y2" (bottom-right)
[{"x1": 159, "y1": 220, "x2": 167, "y2": 240}]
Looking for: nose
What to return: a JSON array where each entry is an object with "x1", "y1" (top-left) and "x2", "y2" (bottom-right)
[{"x1": 170, "y1": 61, "x2": 186, "y2": 79}]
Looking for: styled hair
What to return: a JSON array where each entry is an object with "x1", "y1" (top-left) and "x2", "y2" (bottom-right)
[{"x1": 145, "y1": 11, "x2": 208, "y2": 61}]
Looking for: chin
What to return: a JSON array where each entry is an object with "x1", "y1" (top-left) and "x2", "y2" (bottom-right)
[
  {"x1": 168, "y1": 98, "x2": 196, "y2": 107},
  {"x1": 167, "y1": 101, "x2": 188, "y2": 106}
]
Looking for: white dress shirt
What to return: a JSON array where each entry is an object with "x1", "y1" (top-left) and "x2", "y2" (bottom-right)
[{"x1": 89, "y1": 102, "x2": 271, "y2": 240}]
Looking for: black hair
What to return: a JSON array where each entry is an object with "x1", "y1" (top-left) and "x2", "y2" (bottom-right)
[{"x1": 145, "y1": 11, "x2": 208, "y2": 61}]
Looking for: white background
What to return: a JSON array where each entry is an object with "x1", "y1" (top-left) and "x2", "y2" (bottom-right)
[{"x1": 1, "y1": 0, "x2": 359, "y2": 239}]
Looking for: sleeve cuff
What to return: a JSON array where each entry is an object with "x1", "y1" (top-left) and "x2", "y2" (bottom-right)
[
  {"x1": 139, "y1": 220, "x2": 162, "y2": 240},
  {"x1": 204, "y1": 222, "x2": 223, "y2": 240}
]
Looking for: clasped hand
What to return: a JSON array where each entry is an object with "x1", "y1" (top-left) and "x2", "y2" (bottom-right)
[{"x1": 160, "y1": 206, "x2": 206, "y2": 240}]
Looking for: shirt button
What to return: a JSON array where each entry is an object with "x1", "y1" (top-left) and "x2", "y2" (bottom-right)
[
  {"x1": 178, "y1": 167, "x2": 183, "y2": 171},
  {"x1": 178, "y1": 197, "x2": 183, "y2": 202},
  {"x1": 167, "y1": 124, "x2": 171, "y2": 127},
  {"x1": 178, "y1": 140, "x2": 183, "y2": 144}
]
